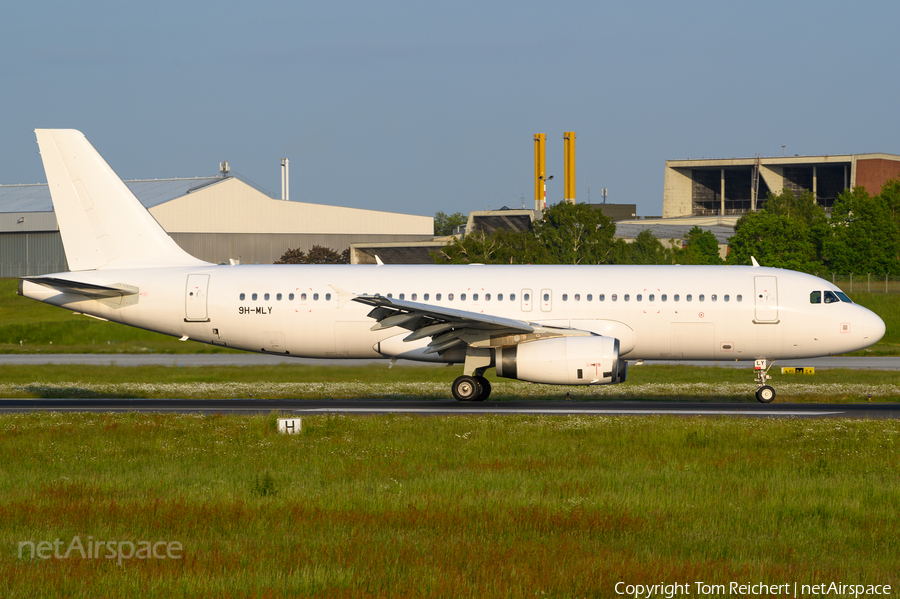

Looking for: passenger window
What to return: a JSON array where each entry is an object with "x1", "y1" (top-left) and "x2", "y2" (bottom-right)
[
  {"x1": 387, "y1": 293, "x2": 393, "y2": 298},
  {"x1": 313, "y1": 293, "x2": 319, "y2": 301},
  {"x1": 588, "y1": 294, "x2": 594, "y2": 301},
  {"x1": 448, "y1": 293, "x2": 454, "y2": 301},
  {"x1": 611, "y1": 294, "x2": 617, "y2": 301},
  {"x1": 562, "y1": 294, "x2": 568, "y2": 301},
  {"x1": 686, "y1": 294, "x2": 692, "y2": 302},
  {"x1": 574, "y1": 294, "x2": 580, "y2": 301},
  {"x1": 497, "y1": 293, "x2": 503, "y2": 301},
  {"x1": 240, "y1": 293, "x2": 245, "y2": 301},
  {"x1": 737, "y1": 295, "x2": 742, "y2": 302},
  {"x1": 325, "y1": 293, "x2": 331, "y2": 301},
  {"x1": 543, "y1": 293, "x2": 549, "y2": 301},
  {"x1": 524, "y1": 293, "x2": 530, "y2": 301},
  {"x1": 510, "y1": 293, "x2": 515, "y2": 301},
  {"x1": 399, "y1": 293, "x2": 405, "y2": 300},
  {"x1": 624, "y1": 294, "x2": 630, "y2": 301},
  {"x1": 473, "y1": 293, "x2": 478, "y2": 301},
  {"x1": 276, "y1": 293, "x2": 282, "y2": 301},
  {"x1": 661, "y1": 294, "x2": 667, "y2": 302},
  {"x1": 264, "y1": 293, "x2": 270, "y2": 301},
  {"x1": 824, "y1": 291, "x2": 840, "y2": 304},
  {"x1": 485, "y1": 293, "x2": 491, "y2": 301},
  {"x1": 461, "y1": 293, "x2": 466, "y2": 301},
  {"x1": 301, "y1": 293, "x2": 307, "y2": 301},
  {"x1": 674, "y1": 294, "x2": 679, "y2": 302},
  {"x1": 711, "y1": 294, "x2": 717, "y2": 302},
  {"x1": 637, "y1": 294, "x2": 642, "y2": 302},
  {"x1": 252, "y1": 293, "x2": 258, "y2": 301},
  {"x1": 436, "y1": 293, "x2": 441, "y2": 301},
  {"x1": 412, "y1": 293, "x2": 417, "y2": 301},
  {"x1": 724, "y1": 295, "x2": 729, "y2": 302},
  {"x1": 289, "y1": 293, "x2": 294, "y2": 301},
  {"x1": 424, "y1": 293, "x2": 429, "y2": 301},
  {"x1": 699, "y1": 295, "x2": 705, "y2": 302},
  {"x1": 649, "y1": 294, "x2": 655, "y2": 302}
]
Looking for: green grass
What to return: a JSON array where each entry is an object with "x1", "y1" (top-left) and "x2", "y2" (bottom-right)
[
  {"x1": 0, "y1": 363, "x2": 897, "y2": 402},
  {"x1": 3, "y1": 278, "x2": 899, "y2": 355},
  {"x1": 1, "y1": 413, "x2": 898, "y2": 597}
]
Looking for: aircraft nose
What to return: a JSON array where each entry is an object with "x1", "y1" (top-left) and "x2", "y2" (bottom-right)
[{"x1": 862, "y1": 309, "x2": 886, "y2": 345}]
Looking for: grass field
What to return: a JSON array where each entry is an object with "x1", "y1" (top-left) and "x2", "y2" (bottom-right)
[
  {"x1": 1, "y1": 413, "x2": 898, "y2": 598},
  {"x1": 2, "y1": 278, "x2": 898, "y2": 355}
]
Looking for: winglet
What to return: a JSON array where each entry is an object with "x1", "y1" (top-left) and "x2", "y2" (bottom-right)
[
  {"x1": 751, "y1": 256, "x2": 760, "y2": 267},
  {"x1": 375, "y1": 255, "x2": 385, "y2": 266}
]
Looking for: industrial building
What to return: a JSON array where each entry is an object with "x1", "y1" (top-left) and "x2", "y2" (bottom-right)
[
  {"x1": 0, "y1": 173, "x2": 433, "y2": 277},
  {"x1": 663, "y1": 153, "x2": 900, "y2": 218}
]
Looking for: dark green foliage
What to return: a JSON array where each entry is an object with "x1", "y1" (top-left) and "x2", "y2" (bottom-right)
[
  {"x1": 531, "y1": 202, "x2": 619, "y2": 264},
  {"x1": 674, "y1": 226, "x2": 724, "y2": 265},
  {"x1": 434, "y1": 211, "x2": 467, "y2": 236},
  {"x1": 435, "y1": 202, "x2": 619, "y2": 265},
  {"x1": 275, "y1": 245, "x2": 348, "y2": 265},
  {"x1": 727, "y1": 189, "x2": 826, "y2": 272},
  {"x1": 824, "y1": 185, "x2": 900, "y2": 275},
  {"x1": 252, "y1": 470, "x2": 278, "y2": 497},
  {"x1": 615, "y1": 229, "x2": 674, "y2": 265}
]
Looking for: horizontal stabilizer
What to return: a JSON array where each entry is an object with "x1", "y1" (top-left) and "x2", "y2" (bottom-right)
[{"x1": 22, "y1": 277, "x2": 138, "y2": 299}]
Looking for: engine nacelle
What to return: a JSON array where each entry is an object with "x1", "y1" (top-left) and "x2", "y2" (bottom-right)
[{"x1": 495, "y1": 336, "x2": 625, "y2": 385}]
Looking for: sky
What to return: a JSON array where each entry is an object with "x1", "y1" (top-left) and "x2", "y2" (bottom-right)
[{"x1": 2, "y1": 0, "x2": 898, "y2": 218}]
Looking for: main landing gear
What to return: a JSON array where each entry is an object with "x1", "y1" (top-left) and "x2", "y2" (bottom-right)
[
  {"x1": 754, "y1": 359, "x2": 776, "y2": 403},
  {"x1": 452, "y1": 375, "x2": 491, "y2": 402}
]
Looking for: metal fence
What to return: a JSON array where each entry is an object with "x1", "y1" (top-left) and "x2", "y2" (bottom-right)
[{"x1": 827, "y1": 274, "x2": 900, "y2": 294}]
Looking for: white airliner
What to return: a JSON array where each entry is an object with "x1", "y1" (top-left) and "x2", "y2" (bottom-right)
[{"x1": 18, "y1": 130, "x2": 886, "y2": 403}]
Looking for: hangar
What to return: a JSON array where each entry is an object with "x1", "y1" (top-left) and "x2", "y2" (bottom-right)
[
  {"x1": 663, "y1": 153, "x2": 900, "y2": 218},
  {"x1": 0, "y1": 173, "x2": 433, "y2": 277}
]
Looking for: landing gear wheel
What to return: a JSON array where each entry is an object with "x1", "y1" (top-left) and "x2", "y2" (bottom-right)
[
  {"x1": 473, "y1": 376, "x2": 491, "y2": 402},
  {"x1": 756, "y1": 385, "x2": 776, "y2": 404},
  {"x1": 452, "y1": 375, "x2": 482, "y2": 402}
]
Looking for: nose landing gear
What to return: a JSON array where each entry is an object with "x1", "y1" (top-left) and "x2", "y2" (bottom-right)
[{"x1": 754, "y1": 359, "x2": 776, "y2": 403}]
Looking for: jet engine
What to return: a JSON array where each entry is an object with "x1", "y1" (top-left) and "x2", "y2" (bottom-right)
[{"x1": 495, "y1": 336, "x2": 625, "y2": 385}]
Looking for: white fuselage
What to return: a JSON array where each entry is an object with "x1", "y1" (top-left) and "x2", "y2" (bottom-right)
[{"x1": 21, "y1": 263, "x2": 886, "y2": 362}]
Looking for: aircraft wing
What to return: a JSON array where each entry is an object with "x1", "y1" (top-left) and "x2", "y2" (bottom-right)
[{"x1": 353, "y1": 295, "x2": 592, "y2": 355}]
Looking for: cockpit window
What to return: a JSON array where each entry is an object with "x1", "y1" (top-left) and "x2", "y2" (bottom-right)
[
  {"x1": 810, "y1": 291, "x2": 821, "y2": 304},
  {"x1": 824, "y1": 291, "x2": 840, "y2": 304},
  {"x1": 835, "y1": 291, "x2": 852, "y2": 303}
]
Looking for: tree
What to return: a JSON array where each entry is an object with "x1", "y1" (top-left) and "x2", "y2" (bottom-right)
[
  {"x1": 433, "y1": 227, "x2": 543, "y2": 264},
  {"x1": 614, "y1": 229, "x2": 673, "y2": 265},
  {"x1": 675, "y1": 226, "x2": 724, "y2": 265},
  {"x1": 275, "y1": 245, "x2": 349, "y2": 265},
  {"x1": 274, "y1": 248, "x2": 307, "y2": 264},
  {"x1": 727, "y1": 211, "x2": 823, "y2": 272},
  {"x1": 531, "y1": 202, "x2": 618, "y2": 264},
  {"x1": 726, "y1": 189, "x2": 827, "y2": 272},
  {"x1": 824, "y1": 185, "x2": 900, "y2": 275},
  {"x1": 434, "y1": 211, "x2": 467, "y2": 236}
]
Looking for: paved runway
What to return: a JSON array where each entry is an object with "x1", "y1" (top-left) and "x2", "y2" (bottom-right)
[
  {"x1": 2, "y1": 354, "x2": 899, "y2": 369},
  {"x1": 1, "y1": 399, "x2": 898, "y2": 418}
]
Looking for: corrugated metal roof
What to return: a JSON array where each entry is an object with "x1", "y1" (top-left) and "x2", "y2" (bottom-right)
[
  {"x1": 0, "y1": 177, "x2": 225, "y2": 213},
  {"x1": 615, "y1": 217, "x2": 738, "y2": 244}
]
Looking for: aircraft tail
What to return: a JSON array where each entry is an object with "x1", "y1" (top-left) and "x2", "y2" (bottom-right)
[{"x1": 35, "y1": 129, "x2": 209, "y2": 270}]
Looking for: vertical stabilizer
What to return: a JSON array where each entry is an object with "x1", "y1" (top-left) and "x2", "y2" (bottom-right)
[{"x1": 35, "y1": 129, "x2": 209, "y2": 270}]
